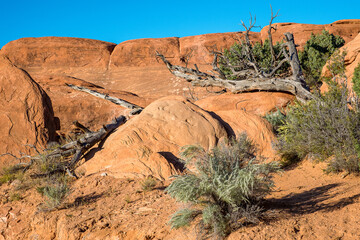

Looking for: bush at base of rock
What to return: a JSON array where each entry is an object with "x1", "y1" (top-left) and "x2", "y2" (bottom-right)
[{"x1": 166, "y1": 134, "x2": 279, "y2": 239}]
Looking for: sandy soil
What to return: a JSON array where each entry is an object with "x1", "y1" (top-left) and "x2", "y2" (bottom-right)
[{"x1": 1, "y1": 160, "x2": 360, "y2": 240}]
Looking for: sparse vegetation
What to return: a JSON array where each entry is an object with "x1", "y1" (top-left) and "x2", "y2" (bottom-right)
[
  {"x1": 0, "y1": 165, "x2": 24, "y2": 184},
  {"x1": 37, "y1": 174, "x2": 70, "y2": 209},
  {"x1": 9, "y1": 192, "x2": 23, "y2": 202},
  {"x1": 141, "y1": 176, "x2": 157, "y2": 192},
  {"x1": 278, "y1": 50, "x2": 360, "y2": 173},
  {"x1": 298, "y1": 30, "x2": 345, "y2": 89},
  {"x1": 352, "y1": 62, "x2": 360, "y2": 96},
  {"x1": 166, "y1": 134, "x2": 279, "y2": 239}
]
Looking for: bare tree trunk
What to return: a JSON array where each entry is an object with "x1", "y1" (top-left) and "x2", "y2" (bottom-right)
[
  {"x1": 66, "y1": 84, "x2": 143, "y2": 114},
  {"x1": 156, "y1": 32, "x2": 312, "y2": 102}
]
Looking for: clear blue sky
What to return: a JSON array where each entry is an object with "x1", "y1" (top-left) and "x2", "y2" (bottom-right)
[{"x1": 1, "y1": 0, "x2": 359, "y2": 48}]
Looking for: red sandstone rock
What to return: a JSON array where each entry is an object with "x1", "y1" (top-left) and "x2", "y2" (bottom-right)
[
  {"x1": 81, "y1": 96, "x2": 228, "y2": 180},
  {"x1": 179, "y1": 32, "x2": 261, "y2": 65},
  {"x1": 1, "y1": 37, "x2": 116, "y2": 71},
  {"x1": 260, "y1": 20, "x2": 360, "y2": 49},
  {"x1": 31, "y1": 74, "x2": 152, "y2": 134},
  {"x1": 0, "y1": 55, "x2": 56, "y2": 167},
  {"x1": 215, "y1": 110, "x2": 277, "y2": 159},
  {"x1": 195, "y1": 92, "x2": 294, "y2": 116},
  {"x1": 109, "y1": 37, "x2": 180, "y2": 68}
]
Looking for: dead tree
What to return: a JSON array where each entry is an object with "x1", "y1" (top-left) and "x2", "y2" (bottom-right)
[
  {"x1": 66, "y1": 84, "x2": 143, "y2": 115},
  {"x1": 156, "y1": 13, "x2": 313, "y2": 102},
  {"x1": 1, "y1": 115, "x2": 127, "y2": 178}
]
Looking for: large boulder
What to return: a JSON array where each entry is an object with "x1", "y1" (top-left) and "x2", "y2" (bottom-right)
[
  {"x1": 81, "y1": 96, "x2": 228, "y2": 180},
  {"x1": 81, "y1": 95, "x2": 279, "y2": 179},
  {"x1": 214, "y1": 110, "x2": 277, "y2": 159},
  {"x1": 109, "y1": 37, "x2": 180, "y2": 68},
  {"x1": 260, "y1": 20, "x2": 360, "y2": 49},
  {"x1": 1, "y1": 37, "x2": 116, "y2": 72},
  {"x1": 0, "y1": 55, "x2": 56, "y2": 167}
]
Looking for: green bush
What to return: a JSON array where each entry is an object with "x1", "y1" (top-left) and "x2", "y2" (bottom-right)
[
  {"x1": 278, "y1": 51, "x2": 360, "y2": 173},
  {"x1": 141, "y1": 176, "x2": 157, "y2": 192},
  {"x1": 352, "y1": 63, "x2": 360, "y2": 96},
  {"x1": 264, "y1": 108, "x2": 286, "y2": 134},
  {"x1": 299, "y1": 30, "x2": 345, "y2": 89},
  {"x1": 166, "y1": 134, "x2": 279, "y2": 239},
  {"x1": 220, "y1": 39, "x2": 288, "y2": 80},
  {"x1": 37, "y1": 174, "x2": 70, "y2": 209}
]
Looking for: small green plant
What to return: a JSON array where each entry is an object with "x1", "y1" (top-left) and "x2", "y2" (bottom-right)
[
  {"x1": 0, "y1": 165, "x2": 24, "y2": 184},
  {"x1": 9, "y1": 192, "x2": 23, "y2": 202},
  {"x1": 278, "y1": 50, "x2": 360, "y2": 173},
  {"x1": 141, "y1": 176, "x2": 157, "y2": 192},
  {"x1": 298, "y1": 30, "x2": 345, "y2": 89},
  {"x1": 166, "y1": 134, "x2": 279, "y2": 239},
  {"x1": 264, "y1": 108, "x2": 286, "y2": 134},
  {"x1": 42, "y1": 182, "x2": 70, "y2": 209},
  {"x1": 352, "y1": 63, "x2": 360, "y2": 96},
  {"x1": 37, "y1": 174, "x2": 70, "y2": 209}
]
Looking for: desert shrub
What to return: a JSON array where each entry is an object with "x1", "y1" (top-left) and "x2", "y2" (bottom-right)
[
  {"x1": 264, "y1": 108, "x2": 286, "y2": 134},
  {"x1": 36, "y1": 173, "x2": 70, "y2": 209},
  {"x1": 220, "y1": 39, "x2": 289, "y2": 80},
  {"x1": 278, "y1": 51, "x2": 360, "y2": 173},
  {"x1": 141, "y1": 176, "x2": 157, "y2": 192},
  {"x1": 9, "y1": 192, "x2": 23, "y2": 202},
  {"x1": 0, "y1": 165, "x2": 24, "y2": 184},
  {"x1": 352, "y1": 63, "x2": 360, "y2": 96},
  {"x1": 166, "y1": 134, "x2": 279, "y2": 239},
  {"x1": 298, "y1": 30, "x2": 345, "y2": 89}
]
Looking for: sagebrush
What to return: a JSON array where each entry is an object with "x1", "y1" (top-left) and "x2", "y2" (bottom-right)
[{"x1": 166, "y1": 134, "x2": 279, "y2": 239}]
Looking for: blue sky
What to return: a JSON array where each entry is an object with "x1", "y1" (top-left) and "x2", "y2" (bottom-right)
[{"x1": 0, "y1": 0, "x2": 359, "y2": 48}]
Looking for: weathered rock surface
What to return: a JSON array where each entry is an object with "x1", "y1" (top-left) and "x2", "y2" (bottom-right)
[
  {"x1": 109, "y1": 37, "x2": 180, "y2": 68},
  {"x1": 1, "y1": 37, "x2": 116, "y2": 72},
  {"x1": 0, "y1": 55, "x2": 56, "y2": 167},
  {"x1": 214, "y1": 110, "x2": 277, "y2": 159},
  {"x1": 31, "y1": 74, "x2": 151, "y2": 134},
  {"x1": 82, "y1": 94, "x2": 280, "y2": 179},
  {"x1": 195, "y1": 92, "x2": 294, "y2": 116},
  {"x1": 261, "y1": 19, "x2": 360, "y2": 48},
  {"x1": 81, "y1": 96, "x2": 228, "y2": 180}
]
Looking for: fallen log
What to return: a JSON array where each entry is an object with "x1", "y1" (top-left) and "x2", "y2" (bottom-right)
[
  {"x1": 66, "y1": 84, "x2": 143, "y2": 114},
  {"x1": 156, "y1": 33, "x2": 313, "y2": 102},
  {"x1": 1, "y1": 115, "x2": 127, "y2": 178}
]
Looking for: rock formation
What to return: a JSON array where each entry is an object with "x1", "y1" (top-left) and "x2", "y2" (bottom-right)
[{"x1": 0, "y1": 55, "x2": 56, "y2": 167}]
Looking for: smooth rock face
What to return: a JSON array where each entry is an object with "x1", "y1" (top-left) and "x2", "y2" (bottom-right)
[
  {"x1": 1, "y1": 37, "x2": 116, "y2": 71},
  {"x1": 0, "y1": 55, "x2": 56, "y2": 167},
  {"x1": 179, "y1": 32, "x2": 261, "y2": 65},
  {"x1": 260, "y1": 20, "x2": 360, "y2": 49},
  {"x1": 82, "y1": 96, "x2": 228, "y2": 180},
  {"x1": 109, "y1": 37, "x2": 180, "y2": 68},
  {"x1": 214, "y1": 110, "x2": 277, "y2": 159},
  {"x1": 195, "y1": 92, "x2": 294, "y2": 116}
]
